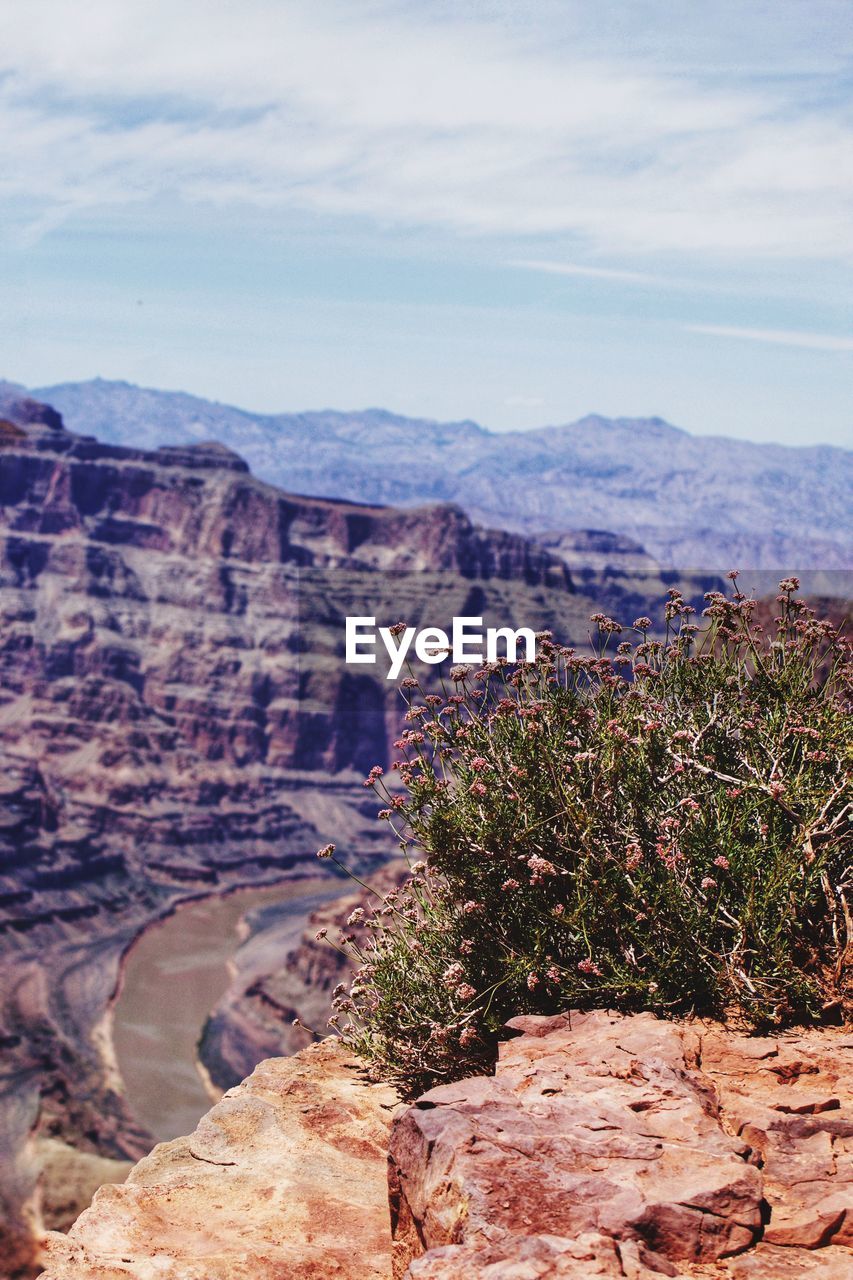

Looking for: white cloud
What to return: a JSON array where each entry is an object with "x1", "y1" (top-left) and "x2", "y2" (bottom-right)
[
  {"x1": 509, "y1": 259, "x2": 662, "y2": 285},
  {"x1": 687, "y1": 324, "x2": 853, "y2": 353},
  {"x1": 0, "y1": 0, "x2": 851, "y2": 260}
]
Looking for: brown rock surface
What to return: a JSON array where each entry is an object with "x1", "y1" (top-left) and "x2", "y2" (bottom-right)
[
  {"x1": 40, "y1": 1039, "x2": 400, "y2": 1279},
  {"x1": 389, "y1": 1011, "x2": 853, "y2": 1278}
]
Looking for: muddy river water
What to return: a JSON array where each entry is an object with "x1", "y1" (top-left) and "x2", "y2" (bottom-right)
[{"x1": 112, "y1": 877, "x2": 343, "y2": 1142}]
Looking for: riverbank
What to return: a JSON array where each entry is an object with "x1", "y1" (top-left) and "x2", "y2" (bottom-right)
[{"x1": 111, "y1": 876, "x2": 348, "y2": 1142}]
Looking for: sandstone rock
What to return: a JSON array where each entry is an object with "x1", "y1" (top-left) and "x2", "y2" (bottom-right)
[
  {"x1": 404, "y1": 1232, "x2": 680, "y2": 1278},
  {"x1": 41, "y1": 1039, "x2": 400, "y2": 1279},
  {"x1": 36, "y1": 1139, "x2": 133, "y2": 1233},
  {"x1": 389, "y1": 1011, "x2": 853, "y2": 1278},
  {"x1": 697, "y1": 1026, "x2": 853, "y2": 1254}
]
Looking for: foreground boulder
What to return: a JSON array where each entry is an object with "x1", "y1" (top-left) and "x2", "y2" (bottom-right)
[
  {"x1": 389, "y1": 1010, "x2": 853, "y2": 1278},
  {"x1": 41, "y1": 1040, "x2": 399, "y2": 1279}
]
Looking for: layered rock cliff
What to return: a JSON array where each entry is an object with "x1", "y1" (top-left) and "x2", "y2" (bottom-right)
[
  {"x1": 33, "y1": 379, "x2": 853, "y2": 571},
  {"x1": 0, "y1": 390, "x2": 614, "y2": 1275}
]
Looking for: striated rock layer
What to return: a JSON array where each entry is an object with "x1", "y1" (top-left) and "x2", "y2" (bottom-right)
[
  {"x1": 390, "y1": 1011, "x2": 853, "y2": 1278},
  {"x1": 35, "y1": 378, "x2": 853, "y2": 571},
  {"x1": 40, "y1": 1039, "x2": 400, "y2": 1279},
  {"x1": 0, "y1": 389, "x2": 605, "y2": 1275}
]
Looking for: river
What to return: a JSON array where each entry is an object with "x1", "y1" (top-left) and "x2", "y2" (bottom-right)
[{"x1": 112, "y1": 877, "x2": 343, "y2": 1142}]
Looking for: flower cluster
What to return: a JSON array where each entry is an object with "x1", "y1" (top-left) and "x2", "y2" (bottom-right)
[{"x1": 321, "y1": 580, "x2": 851, "y2": 1097}]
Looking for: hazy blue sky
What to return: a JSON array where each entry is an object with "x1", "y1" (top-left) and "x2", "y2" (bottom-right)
[{"x1": 1, "y1": 1, "x2": 851, "y2": 445}]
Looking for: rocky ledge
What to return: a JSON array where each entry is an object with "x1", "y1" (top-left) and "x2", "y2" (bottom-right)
[
  {"x1": 392, "y1": 1010, "x2": 853, "y2": 1278},
  {"x1": 41, "y1": 1011, "x2": 853, "y2": 1279},
  {"x1": 41, "y1": 1040, "x2": 400, "y2": 1279}
]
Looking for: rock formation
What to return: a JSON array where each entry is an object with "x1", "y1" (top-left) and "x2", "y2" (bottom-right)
[
  {"x1": 38, "y1": 1012, "x2": 853, "y2": 1278},
  {"x1": 3, "y1": 384, "x2": 839, "y2": 1275},
  {"x1": 0, "y1": 389, "x2": 609, "y2": 1274},
  {"x1": 40, "y1": 1040, "x2": 400, "y2": 1279},
  {"x1": 33, "y1": 378, "x2": 853, "y2": 571},
  {"x1": 389, "y1": 1010, "x2": 853, "y2": 1277}
]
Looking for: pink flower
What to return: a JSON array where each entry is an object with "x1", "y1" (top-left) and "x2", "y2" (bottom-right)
[
  {"x1": 527, "y1": 855, "x2": 557, "y2": 885},
  {"x1": 456, "y1": 983, "x2": 477, "y2": 1002},
  {"x1": 590, "y1": 613, "x2": 622, "y2": 634},
  {"x1": 625, "y1": 843, "x2": 643, "y2": 870},
  {"x1": 526, "y1": 972, "x2": 540, "y2": 990},
  {"x1": 470, "y1": 756, "x2": 490, "y2": 772},
  {"x1": 469, "y1": 781, "x2": 488, "y2": 797},
  {"x1": 713, "y1": 855, "x2": 730, "y2": 869},
  {"x1": 701, "y1": 877, "x2": 717, "y2": 890},
  {"x1": 577, "y1": 958, "x2": 602, "y2": 976}
]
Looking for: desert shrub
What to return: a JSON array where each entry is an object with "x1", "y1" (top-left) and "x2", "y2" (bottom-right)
[{"x1": 320, "y1": 579, "x2": 852, "y2": 1096}]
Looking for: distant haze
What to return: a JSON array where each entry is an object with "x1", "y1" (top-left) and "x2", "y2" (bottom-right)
[{"x1": 32, "y1": 378, "x2": 853, "y2": 573}]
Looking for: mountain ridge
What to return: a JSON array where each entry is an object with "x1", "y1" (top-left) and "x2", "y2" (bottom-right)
[{"x1": 30, "y1": 378, "x2": 852, "y2": 571}]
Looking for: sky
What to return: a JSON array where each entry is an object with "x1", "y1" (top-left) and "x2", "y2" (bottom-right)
[{"x1": 0, "y1": 0, "x2": 851, "y2": 446}]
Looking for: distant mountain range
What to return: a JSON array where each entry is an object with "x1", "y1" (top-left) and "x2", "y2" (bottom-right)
[{"x1": 17, "y1": 378, "x2": 853, "y2": 571}]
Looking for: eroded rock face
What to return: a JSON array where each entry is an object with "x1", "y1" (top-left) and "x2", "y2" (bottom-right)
[
  {"x1": 0, "y1": 394, "x2": 598, "y2": 1274},
  {"x1": 389, "y1": 1011, "x2": 853, "y2": 1278},
  {"x1": 36, "y1": 378, "x2": 853, "y2": 571},
  {"x1": 40, "y1": 1039, "x2": 400, "y2": 1280}
]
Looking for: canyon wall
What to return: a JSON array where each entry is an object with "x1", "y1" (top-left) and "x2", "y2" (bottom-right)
[{"x1": 0, "y1": 391, "x2": 609, "y2": 1275}]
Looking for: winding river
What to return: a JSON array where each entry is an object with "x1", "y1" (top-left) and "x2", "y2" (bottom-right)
[{"x1": 112, "y1": 877, "x2": 342, "y2": 1142}]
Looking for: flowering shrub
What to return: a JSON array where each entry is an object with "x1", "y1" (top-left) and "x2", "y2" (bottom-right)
[{"x1": 321, "y1": 579, "x2": 852, "y2": 1096}]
